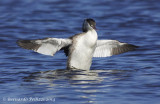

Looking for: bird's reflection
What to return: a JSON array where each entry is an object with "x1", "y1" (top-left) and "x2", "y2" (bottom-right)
[
  {"x1": 22, "y1": 69, "x2": 134, "y2": 103},
  {"x1": 23, "y1": 69, "x2": 132, "y2": 86},
  {"x1": 23, "y1": 69, "x2": 102, "y2": 85}
]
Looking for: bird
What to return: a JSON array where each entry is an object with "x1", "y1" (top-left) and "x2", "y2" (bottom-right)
[{"x1": 17, "y1": 18, "x2": 138, "y2": 71}]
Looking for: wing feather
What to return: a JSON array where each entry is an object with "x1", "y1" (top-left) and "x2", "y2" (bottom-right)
[
  {"x1": 93, "y1": 40, "x2": 138, "y2": 57},
  {"x1": 17, "y1": 38, "x2": 72, "y2": 56}
]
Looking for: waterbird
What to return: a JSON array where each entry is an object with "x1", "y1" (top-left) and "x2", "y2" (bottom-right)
[{"x1": 17, "y1": 18, "x2": 138, "y2": 70}]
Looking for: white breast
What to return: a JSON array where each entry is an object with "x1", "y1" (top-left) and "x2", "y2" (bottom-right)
[{"x1": 67, "y1": 30, "x2": 98, "y2": 70}]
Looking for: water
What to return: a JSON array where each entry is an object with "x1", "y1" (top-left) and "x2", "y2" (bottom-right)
[{"x1": 0, "y1": 0, "x2": 160, "y2": 104}]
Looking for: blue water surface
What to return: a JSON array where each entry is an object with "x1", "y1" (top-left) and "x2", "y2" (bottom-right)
[{"x1": 0, "y1": 0, "x2": 160, "y2": 104}]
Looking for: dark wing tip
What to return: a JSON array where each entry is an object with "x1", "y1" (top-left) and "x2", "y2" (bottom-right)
[
  {"x1": 17, "y1": 40, "x2": 40, "y2": 51},
  {"x1": 125, "y1": 44, "x2": 139, "y2": 50},
  {"x1": 17, "y1": 40, "x2": 31, "y2": 45},
  {"x1": 112, "y1": 43, "x2": 139, "y2": 55}
]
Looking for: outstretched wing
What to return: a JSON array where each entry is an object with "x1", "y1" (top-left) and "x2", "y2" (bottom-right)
[
  {"x1": 17, "y1": 38, "x2": 72, "y2": 56},
  {"x1": 93, "y1": 40, "x2": 138, "y2": 57}
]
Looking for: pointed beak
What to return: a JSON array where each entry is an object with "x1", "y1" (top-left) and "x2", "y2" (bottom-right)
[{"x1": 93, "y1": 26, "x2": 97, "y2": 30}]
